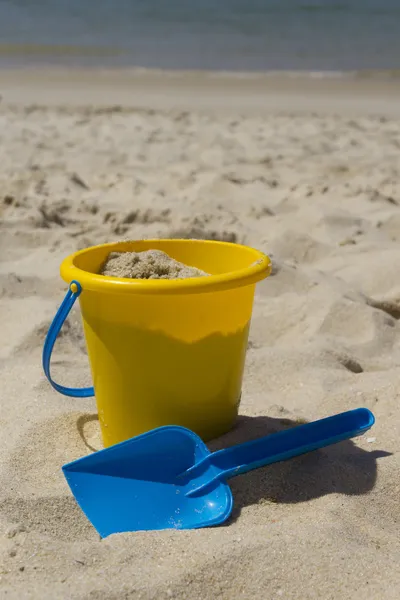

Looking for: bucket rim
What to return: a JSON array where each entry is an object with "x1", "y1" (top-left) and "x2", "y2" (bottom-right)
[{"x1": 60, "y1": 239, "x2": 272, "y2": 295}]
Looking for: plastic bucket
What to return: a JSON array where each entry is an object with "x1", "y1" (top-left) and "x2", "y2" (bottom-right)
[{"x1": 43, "y1": 239, "x2": 271, "y2": 447}]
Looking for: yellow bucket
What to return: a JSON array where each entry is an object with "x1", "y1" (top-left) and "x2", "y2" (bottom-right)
[{"x1": 43, "y1": 239, "x2": 271, "y2": 447}]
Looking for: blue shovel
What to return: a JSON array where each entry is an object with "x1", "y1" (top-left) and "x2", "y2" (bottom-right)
[{"x1": 63, "y1": 408, "x2": 374, "y2": 537}]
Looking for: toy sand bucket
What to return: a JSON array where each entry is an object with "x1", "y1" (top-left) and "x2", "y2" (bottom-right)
[{"x1": 43, "y1": 239, "x2": 271, "y2": 447}]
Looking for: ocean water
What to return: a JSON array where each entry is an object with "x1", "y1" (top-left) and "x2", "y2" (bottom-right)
[{"x1": 0, "y1": 0, "x2": 400, "y2": 72}]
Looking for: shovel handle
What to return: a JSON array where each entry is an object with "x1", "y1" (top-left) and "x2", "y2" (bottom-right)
[
  {"x1": 185, "y1": 408, "x2": 375, "y2": 497},
  {"x1": 42, "y1": 280, "x2": 95, "y2": 398}
]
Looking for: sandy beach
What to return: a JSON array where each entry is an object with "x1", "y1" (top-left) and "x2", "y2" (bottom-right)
[{"x1": 0, "y1": 69, "x2": 399, "y2": 599}]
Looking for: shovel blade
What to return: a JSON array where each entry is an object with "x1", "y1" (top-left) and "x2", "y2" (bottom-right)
[{"x1": 63, "y1": 426, "x2": 233, "y2": 537}]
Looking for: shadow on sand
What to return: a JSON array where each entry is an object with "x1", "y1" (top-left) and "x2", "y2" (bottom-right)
[{"x1": 206, "y1": 413, "x2": 390, "y2": 521}]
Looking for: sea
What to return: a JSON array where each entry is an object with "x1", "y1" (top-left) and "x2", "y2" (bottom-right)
[{"x1": 0, "y1": 0, "x2": 400, "y2": 73}]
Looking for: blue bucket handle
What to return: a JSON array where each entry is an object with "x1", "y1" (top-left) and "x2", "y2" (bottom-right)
[{"x1": 42, "y1": 280, "x2": 95, "y2": 398}]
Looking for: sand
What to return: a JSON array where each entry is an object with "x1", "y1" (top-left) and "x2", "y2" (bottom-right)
[
  {"x1": 100, "y1": 250, "x2": 209, "y2": 279},
  {"x1": 0, "y1": 69, "x2": 399, "y2": 600}
]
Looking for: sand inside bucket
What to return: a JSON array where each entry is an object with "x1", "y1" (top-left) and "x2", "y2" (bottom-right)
[{"x1": 100, "y1": 249, "x2": 210, "y2": 280}]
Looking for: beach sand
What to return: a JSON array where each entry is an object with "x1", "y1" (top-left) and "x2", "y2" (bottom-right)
[
  {"x1": 100, "y1": 249, "x2": 209, "y2": 279},
  {"x1": 0, "y1": 69, "x2": 399, "y2": 599}
]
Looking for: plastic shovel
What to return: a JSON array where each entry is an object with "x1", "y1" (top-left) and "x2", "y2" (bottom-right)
[{"x1": 63, "y1": 408, "x2": 374, "y2": 537}]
